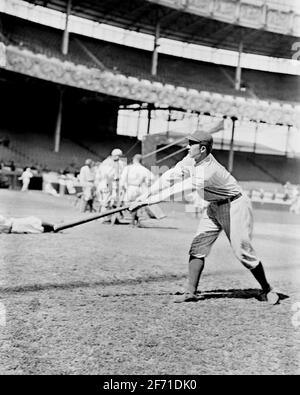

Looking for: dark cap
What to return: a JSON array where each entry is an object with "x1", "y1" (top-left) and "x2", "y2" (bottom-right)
[{"x1": 187, "y1": 130, "x2": 213, "y2": 145}]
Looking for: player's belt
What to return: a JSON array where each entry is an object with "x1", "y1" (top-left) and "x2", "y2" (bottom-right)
[{"x1": 216, "y1": 192, "x2": 242, "y2": 206}]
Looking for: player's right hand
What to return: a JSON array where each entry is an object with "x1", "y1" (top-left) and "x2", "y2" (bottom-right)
[{"x1": 129, "y1": 200, "x2": 148, "y2": 212}]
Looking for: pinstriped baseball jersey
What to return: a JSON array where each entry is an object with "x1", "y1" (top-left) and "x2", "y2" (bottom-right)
[
  {"x1": 170, "y1": 154, "x2": 242, "y2": 202},
  {"x1": 146, "y1": 154, "x2": 242, "y2": 204}
]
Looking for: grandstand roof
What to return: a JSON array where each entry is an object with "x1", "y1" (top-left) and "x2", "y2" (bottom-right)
[
  {"x1": 25, "y1": 0, "x2": 299, "y2": 59},
  {"x1": 158, "y1": 130, "x2": 288, "y2": 155}
]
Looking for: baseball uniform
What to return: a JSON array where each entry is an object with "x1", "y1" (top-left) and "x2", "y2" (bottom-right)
[
  {"x1": 144, "y1": 153, "x2": 260, "y2": 270},
  {"x1": 120, "y1": 162, "x2": 155, "y2": 204},
  {"x1": 79, "y1": 164, "x2": 95, "y2": 202}
]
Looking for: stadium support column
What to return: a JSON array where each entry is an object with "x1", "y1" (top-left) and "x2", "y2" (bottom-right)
[
  {"x1": 136, "y1": 105, "x2": 142, "y2": 138},
  {"x1": 0, "y1": 13, "x2": 3, "y2": 39},
  {"x1": 62, "y1": 0, "x2": 72, "y2": 55},
  {"x1": 285, "y1": 125, "x2": 291, "y2": 156},
  {"x1": 228, "y1": 117, "x2": 237, "y2": 173},
  {"x1": 235, "y1": 40, "x2": 243, "y2": 91},
  {"x1": 151, "y1": 21, "x2": 160, "y2": 76},
  {"x1": 54, "y1": 88, "x2": 63, "y2": 153},
  {"x1": 142, "y1": 135, "x2": 157, "y2": 170},
  {"x1": 253, "y1": 121, "x2": 259, "y2": 153},
  {"x1": 166, "y1": 109, "x2": 171, "y2": 139},
  {"x1": 147, "y1": 103, "x2": 154, "y2": 135}
]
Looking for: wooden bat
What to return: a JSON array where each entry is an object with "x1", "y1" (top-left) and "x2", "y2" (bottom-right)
[
  {"x1": 52, "y1": 202, "x2": 165, "y2": 233},
  {"x1": 53, "y1": 205, "x2": 131, "y2": 233}
]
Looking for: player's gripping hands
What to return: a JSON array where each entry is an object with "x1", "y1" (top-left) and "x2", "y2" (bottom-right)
[{"x1": 129, "y1": 198, "x2": 149, "y2": 212}]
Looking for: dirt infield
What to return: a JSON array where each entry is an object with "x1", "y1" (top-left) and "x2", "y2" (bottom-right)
[{"x1": 0, "y1": 190, "x2": 300, "y2": 375}]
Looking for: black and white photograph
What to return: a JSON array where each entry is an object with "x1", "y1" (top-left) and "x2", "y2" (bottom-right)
[{"x1": 0, "y1": 0, "x2": 299, "y2": 378}]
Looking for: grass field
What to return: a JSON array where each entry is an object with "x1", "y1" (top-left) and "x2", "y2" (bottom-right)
[{"x1": 0, "y1": 189, "x2": 300, "y2": 375}]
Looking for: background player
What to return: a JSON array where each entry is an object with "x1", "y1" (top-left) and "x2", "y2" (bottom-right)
[
  {"x1": 95, "y1": 148, "x2": 126, "y2": 222},
  {"x1": 78, "y1": 159, "x2": 96, "y2": 212},
  {"x1": 120, "y1": 154, "x2": 155, "y2": 226}
]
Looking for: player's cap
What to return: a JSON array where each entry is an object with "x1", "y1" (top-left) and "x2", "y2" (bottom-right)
[
  {"x1": 111, "y1": 148, "x2": 123, "y2": 157},
  {"x1": 187, "y1": 130, "x2": 213, "y2": 145}
]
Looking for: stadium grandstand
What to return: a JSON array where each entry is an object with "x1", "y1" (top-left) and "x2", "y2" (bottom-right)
[
  {"x1": 0, "y1": 0, "x2": 299, "y2": 197},
  {"x1": 1, "y1": 14, "x2": 300, "y2": 102}
]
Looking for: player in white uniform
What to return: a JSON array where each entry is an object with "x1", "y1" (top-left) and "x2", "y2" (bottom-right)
[
  {"x1": 0, "y1": 215, "x2": 54, "y2": 233},
  {"x1": 130, "y1": 130, "x2": 280, "y2": 304},
  {"x1": 18, "y1": 167, "x2": 33, "y2": 191},
  {"x1": 79, "y1": 159, "x2": 95, "y2": 212},
  {"x1": 95, "y1": 149, "x2": 127, "y2": 224},
  {"x1": 95, "y1": 148, "x2": 126, "y2": 211},
  {"x1": 120, "y1": 154, "x2": 155, "y2": 225}
]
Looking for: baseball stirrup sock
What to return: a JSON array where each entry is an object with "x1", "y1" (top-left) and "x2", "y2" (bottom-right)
[
  {"x1": 187, "y1": 256, "x2": 205, "y2": 294},
  {"x1": 250, "y1": 262, "x2": 271, "y2": 292}
]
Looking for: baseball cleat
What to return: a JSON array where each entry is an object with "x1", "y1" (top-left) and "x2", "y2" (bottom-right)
[
  {"x1": 174, "y1": 292, "x2": 201, "y2": 303},
  {"x1": 265, "y1": 290, "x2": 280, "y2": 305},
  {"x1": 258, "y1": 289, "x2": 280, "y2": 305}
]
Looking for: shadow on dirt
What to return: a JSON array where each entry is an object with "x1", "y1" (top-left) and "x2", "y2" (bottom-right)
[
  {"x1": 195, "y1": 288, "x2": 289, "y2": 302},
  {"x1": 0, "y1": 282, "x2": 289, "y2": 302},
  {"x1": 98, "y1": 222, "x2": 178, "y2": 230},
  {"x1": 0, "y1": 273, "x2": 186, "y2": 295}
]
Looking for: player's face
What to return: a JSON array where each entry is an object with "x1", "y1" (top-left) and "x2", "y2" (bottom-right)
[{"x1": 187, "y1": 141, "x2": 206, "y2": 162}]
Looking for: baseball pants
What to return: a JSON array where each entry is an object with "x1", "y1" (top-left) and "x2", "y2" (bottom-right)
[{"x1": 189, "y1": 193, "x2": 260, "y2": 270}]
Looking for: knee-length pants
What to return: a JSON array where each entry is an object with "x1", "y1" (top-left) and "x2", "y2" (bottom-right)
[{"x1": 189, "y1": 194, "x2": 259, "y2": 270}]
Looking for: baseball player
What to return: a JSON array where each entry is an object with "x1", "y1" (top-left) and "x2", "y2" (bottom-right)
[
  {"x1": 95, "y1": 148, "x2": 126, "y2": 222},
  {"x1": 18, "y1": 167, "x2": 33, "y2": 191},
  {"x1": 130, "y1": 130, "x2": 280, "y2": 304},
  {"x1": 120, "y1": 154, "x2": 155, "y2": 225},
  {"x1": 0, "y1": 214, "x2": 54, "y2": 233},
  {"x1": 79, "y1": 159, "x2": 96, "y2": 212}
]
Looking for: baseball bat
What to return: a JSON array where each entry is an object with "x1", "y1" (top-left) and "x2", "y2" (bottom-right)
[
  {"x1": 51, "y1": 201, "x2": 165, "y2": 233},
  {"x1": 53, "y1": 205, "x2": 130, "y2": 233}
]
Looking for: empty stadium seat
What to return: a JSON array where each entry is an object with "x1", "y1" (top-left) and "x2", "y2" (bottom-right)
[
  {"x1": 0, "y1": 128, "x2": 141, "y2": 172},
  {"x1": 2, "y1": 14, "x2": 299, "y2": 103}
]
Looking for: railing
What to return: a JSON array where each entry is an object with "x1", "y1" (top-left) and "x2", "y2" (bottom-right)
[
  {"x1": 246, "y1": 156, "x2": 282, "y2": 184},
  {"x1": 142, "y1": 137, "x2": 187, "y2": 162},
  {"x1": 156, "y1": 147, "x2": 187, "y2": 165}
]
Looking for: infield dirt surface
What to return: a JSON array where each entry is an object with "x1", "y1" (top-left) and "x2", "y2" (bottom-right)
[{"x1": 0, "y1": 189, "x2": 300, "y2": 375}]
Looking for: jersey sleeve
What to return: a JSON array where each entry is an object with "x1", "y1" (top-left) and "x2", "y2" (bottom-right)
[
  {"x1": 144, "y1": 168, "x2": 156, "y2": 186},
  {"x1": 140, "y1": 156, "x2": 192, "y2": 199},
  {"x1": 119, "y1": 167, "x2": 128, "y2": 189},
  {"x1": 147, "y1": 156, "x2": 206, "y2": 204},
  {"x1": 147, "y1": 177, "x2": 197, "y2": 205},
  {"x1": 78, "y1": 168, "x2": 85, "y2": 185}
]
